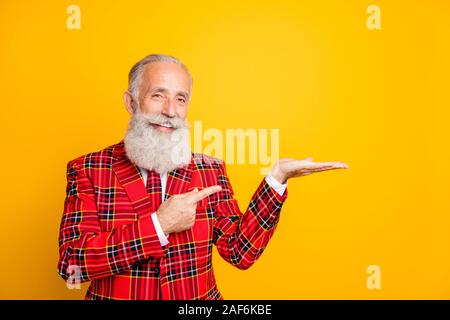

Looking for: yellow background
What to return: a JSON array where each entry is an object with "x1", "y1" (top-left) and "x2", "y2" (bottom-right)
[{"x1": 0, "y1": 0, "x2": 449, "y2": 299}]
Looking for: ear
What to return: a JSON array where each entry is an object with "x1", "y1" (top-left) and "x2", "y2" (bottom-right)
[{"x1": 123, "y1": 91, "x2": 135, "y2": 115}]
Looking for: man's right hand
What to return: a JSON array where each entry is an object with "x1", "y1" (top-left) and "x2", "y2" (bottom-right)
[{"x1": 156, "y1": 185, "x2": 222, "y2": 234}]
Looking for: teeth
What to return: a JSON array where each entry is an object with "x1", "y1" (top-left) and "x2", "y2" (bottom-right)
[{"x1": 151, "y1": 122, "x2": 172, "y2": 128}]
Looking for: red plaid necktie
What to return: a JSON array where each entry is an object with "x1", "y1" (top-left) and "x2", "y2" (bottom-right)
[{"x1": 146, "y1": 170, "x2": 162, "y2": 212}]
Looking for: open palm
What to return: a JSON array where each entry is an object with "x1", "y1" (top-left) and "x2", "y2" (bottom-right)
[{"x1": 271, "y1": 157, "x2": 349, "y2": 183}]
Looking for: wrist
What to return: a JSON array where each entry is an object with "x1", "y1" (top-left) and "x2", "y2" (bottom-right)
[
  {"x1": 156, "y1": 211, "x2": 170, "y2": 234},
  {"x1": 271, "y1": 168, "x2": 287, "y2": 184}
]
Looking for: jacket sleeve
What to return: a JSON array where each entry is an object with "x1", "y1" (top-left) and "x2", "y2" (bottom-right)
[
  {"x1": 213, "y1": 161, "x2": 288, "y2": 270},
  {"x1": 57, "y1": 159, "x2": 165, "y2": 283}
]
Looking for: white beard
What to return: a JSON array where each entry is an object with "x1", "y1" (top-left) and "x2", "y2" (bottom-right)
[{"x1": 124, "y1": 108, "x2": 192, "y2": 174}]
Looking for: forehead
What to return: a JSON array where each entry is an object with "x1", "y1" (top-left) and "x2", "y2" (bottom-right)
[{"x1": 140, "y1": 61, "x2": 191, "y2": 91}]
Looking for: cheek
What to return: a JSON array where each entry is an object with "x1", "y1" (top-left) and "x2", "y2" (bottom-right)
[
  {"x1": 140, "y1": 99, "x2": 162, "y2": 114},
  {"x1": 176, "y1": 105, "x2": 188, "y2": 119}
]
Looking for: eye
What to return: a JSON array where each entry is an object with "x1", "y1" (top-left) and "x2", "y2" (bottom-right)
[
  {"x1": 177, "y1": 97, "x2": 186, "y2": 103},
  {"x1": 152, "y1": 93, "x2": 163, "y2": 98}
]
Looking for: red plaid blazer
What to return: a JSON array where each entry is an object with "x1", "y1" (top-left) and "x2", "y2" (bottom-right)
[{"x1": 57, "y1": 140, "x2": 288, "y2": 300}]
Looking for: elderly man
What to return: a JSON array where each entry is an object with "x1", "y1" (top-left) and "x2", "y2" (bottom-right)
[{"x1": 57, "y1": 54, "x2": 348, "y2": 300}]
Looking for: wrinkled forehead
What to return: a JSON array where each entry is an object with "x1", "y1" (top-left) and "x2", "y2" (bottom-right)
[{"x1": 140, "y1": 62, "x2": 192, "y2": 93}]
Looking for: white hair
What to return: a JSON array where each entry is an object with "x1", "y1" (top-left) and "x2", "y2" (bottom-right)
[{"x1": 127, "y1": 54, "x2": 193, "y2": 100}]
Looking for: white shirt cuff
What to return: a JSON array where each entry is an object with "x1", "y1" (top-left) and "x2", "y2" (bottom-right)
[
  {"x1": 151, "y1": 212, "x2": 170, "y2": 246},
  {"x1": 265, "y1": 174, "x2": 287, "y2": 196}
]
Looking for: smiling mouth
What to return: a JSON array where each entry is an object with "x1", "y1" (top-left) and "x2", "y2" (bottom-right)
[{"x1": 149, "y1": 122, "x2": 174, "y2": 130}]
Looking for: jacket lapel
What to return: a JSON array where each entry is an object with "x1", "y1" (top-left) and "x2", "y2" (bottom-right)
[{"x1": 112, "y1": 140, "x2": 152, "y2": 219}]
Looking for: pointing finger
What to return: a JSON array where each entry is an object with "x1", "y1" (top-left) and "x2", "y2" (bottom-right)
[
  {"x1": 187, "y1": 185, "x2": 222, "y2": 203},
  {"x1": 177, "y1": 188, "x2": 198, "y2": 198}
]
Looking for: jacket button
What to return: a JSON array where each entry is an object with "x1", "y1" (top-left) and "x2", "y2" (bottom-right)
[{"x1": 154, "y1": 267, "x2": 160, "y2": 275}]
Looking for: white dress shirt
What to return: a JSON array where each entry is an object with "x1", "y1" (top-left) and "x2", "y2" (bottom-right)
[{"x1": 139, "y1": 167, "x2": 287, "y2": 247}]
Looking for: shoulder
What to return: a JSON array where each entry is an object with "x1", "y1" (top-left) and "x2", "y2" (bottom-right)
[{"x1": 66, "y1": 141, "x2": 119, "y2": 171}]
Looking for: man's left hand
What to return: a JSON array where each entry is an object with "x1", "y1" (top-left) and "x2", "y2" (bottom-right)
[{"x1": 270, "y1": 157, "x2": 349, "y2": 184}]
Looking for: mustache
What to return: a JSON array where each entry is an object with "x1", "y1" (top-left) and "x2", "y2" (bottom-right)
[{"x1": 138, "y1": 113, "x2": 187, "y2": 130}]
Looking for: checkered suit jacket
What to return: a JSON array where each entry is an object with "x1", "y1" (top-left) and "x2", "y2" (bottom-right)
[{"x1": 57, "y1": 140, "x2": 288, "y2": 300}]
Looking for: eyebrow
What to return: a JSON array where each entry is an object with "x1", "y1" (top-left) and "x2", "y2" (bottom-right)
[{"x1": 152, "y1": 87, "x2": 189, "y2": 99}]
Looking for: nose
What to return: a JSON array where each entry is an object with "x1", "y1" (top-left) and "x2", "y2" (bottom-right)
[{"x1": 162, "y1": 98, "x2": 176, "y2": 118}]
